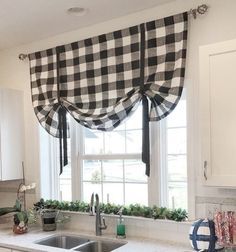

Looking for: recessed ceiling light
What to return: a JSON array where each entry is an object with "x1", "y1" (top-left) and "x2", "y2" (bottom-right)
[{"x1": 67, "y1": 7, "x2": 88, "y2": 17}]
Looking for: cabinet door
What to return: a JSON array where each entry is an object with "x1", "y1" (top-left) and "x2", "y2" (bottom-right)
[
  {"x1": 0, "y1": 89, "x2": 24, "y2": 180},
  {"x1": 199, "y1": 39, "x2": 236, "y2": 187}
]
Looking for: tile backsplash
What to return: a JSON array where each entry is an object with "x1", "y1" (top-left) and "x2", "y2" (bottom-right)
[
  {"x1": 196, "y1": 196, "x2": 236, "y2": 219},
  {"x1": 62, "y1": 211, "x2": 192, "y2": 245}
]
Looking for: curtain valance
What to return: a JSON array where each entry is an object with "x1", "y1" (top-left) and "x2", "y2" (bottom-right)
[{"x1": 29, "y1": 12, "x2": 188, "y2": 176}]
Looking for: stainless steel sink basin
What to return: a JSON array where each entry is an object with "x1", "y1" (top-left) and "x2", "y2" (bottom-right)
[
  {"x1": 35, "y1": 234, "x2": 90, "y2": 249},
  {"x1": 74, "y1": 240, "x2": 125, "y2": 252},
  {"x1": 35, "y1": 234, "x2": 127, "y2": 251}
]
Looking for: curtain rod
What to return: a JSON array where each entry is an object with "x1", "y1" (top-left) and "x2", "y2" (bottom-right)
[{"x1": 18, "y1": 4, "x2": 208, "y2": 61}]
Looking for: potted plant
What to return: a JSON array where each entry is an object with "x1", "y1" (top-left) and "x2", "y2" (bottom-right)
[
  {"x1": 34, "y1": 199, "x2": 70, "y2": 231},
  {"x1": 0, "y1": 180, "x2": 37, "y2": 234},
  {"x1": 40, "y1": 209, "x2": 58, "y2": 231}
]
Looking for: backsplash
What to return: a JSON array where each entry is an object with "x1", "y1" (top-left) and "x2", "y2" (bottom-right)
[
  {"x1": 62, "y1": 211, "x2": 191, "y2": 245},
  {"x1": 0, "y1": 180, "x2": 36, "y2": 210},
  {"x1": 0, "y1": 180, "x2": 21, "y2": 207},
  {"x1": 196, "y1": 196, "x2": 236, "y2": 219}
]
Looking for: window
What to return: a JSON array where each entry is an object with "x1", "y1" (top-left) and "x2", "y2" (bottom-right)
[
  {"x1": 160, "y1": 91, "x2": 187, "y2": 209},
  {"x1": 42, "y1": 106, "x2": 148, "y2": 205},
  {"x1": 39, "y1": 122, "x2": 73, "y2": 202},
  {"x1": 80, "y1": 105, "x2": 147, "y2": 205},
  {"x1": 40, "y1": 95, "x2": 187, "y2": 209}
]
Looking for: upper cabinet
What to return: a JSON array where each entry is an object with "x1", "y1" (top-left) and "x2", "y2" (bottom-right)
[
  {"x1": 199, "y1": 39, "x2": 236, "y2": 187},
  {"x1": 0, "y1": 88, "x2": 24, "y2": 180}
]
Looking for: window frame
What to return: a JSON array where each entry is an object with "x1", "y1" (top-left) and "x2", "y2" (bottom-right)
[{"x1": 40, "y1": 90, "x2": 192, "y2": 214}]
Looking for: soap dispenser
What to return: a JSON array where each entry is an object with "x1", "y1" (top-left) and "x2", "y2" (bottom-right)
[{"x1": 116, "y1": 208, "x2": 126, "y2": 238}]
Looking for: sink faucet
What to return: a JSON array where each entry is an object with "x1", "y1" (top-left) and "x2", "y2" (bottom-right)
[
  {"x1": 89, "y1": 193, "x2": 95, "y2": 216},
  {"x1": 94, "y1": 193, "x2": 107, "y2": 236}
]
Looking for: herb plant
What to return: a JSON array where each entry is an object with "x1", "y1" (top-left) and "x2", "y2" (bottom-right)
[{"x1": 34, "y1": 198, "x2": 187, "y2": 222}]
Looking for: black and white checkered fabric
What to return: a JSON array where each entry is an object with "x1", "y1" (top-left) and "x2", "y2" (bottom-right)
[{"x1": 29, "y1": 12, "x2": 188, "y2": 138}]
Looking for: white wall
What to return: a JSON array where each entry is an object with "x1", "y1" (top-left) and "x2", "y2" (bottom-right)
[{"x1": 0, "y1": 0, "x2": 236, "y2": 218}]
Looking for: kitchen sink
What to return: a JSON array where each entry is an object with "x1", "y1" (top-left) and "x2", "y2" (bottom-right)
[
  {"x1": 35, "y1": 234, "x2": 127, "y2": 251},
  {"x1": 74, "y1": 240, "x2": 125, "y2": 252},
  {"x1": 35, "y1": 234, "x2": 90, "y2": 249}
]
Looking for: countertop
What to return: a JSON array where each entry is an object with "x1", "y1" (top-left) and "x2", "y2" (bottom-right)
[{"x1": 0, "y1": 224, "x2": 193, "y2": 252}]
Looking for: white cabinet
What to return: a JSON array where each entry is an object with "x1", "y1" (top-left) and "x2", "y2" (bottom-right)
[
  {"x1": 0, "y1": 248, "x2": 11, "y2": 252},
  {"x1": 0, "y1": 88, "x2": 24, "y2": 180},
  {"x1": 199, "y1": 39, "x2": 236, "y2": 187},
  {"x1": 0, "y1": 248, "x2": 26, "y2": 252}
]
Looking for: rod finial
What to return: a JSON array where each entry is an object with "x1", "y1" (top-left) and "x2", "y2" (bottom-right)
[
  {"x1": 18, "y1": 53, "x2": 28, "y2": 61},
  {"x1": 189, "y1": 4, "x2": 209, "y2": 19}
]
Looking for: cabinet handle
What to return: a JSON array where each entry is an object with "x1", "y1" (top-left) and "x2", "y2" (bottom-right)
[{"x1": 204, "y1": 161, "x2": 207, "y2": 180}]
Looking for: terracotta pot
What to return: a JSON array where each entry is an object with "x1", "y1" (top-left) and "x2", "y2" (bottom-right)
[{"x1": 13, "y1": 222, "x2": 28, "y2": 234}]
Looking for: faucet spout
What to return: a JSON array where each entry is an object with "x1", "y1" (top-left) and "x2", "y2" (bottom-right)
[
  {"x1": 89, "y1": 193, "x2": 95, "y2": 216},
  {"x1": 95, "y1": 193, "x2": 107, "y2": 236}
]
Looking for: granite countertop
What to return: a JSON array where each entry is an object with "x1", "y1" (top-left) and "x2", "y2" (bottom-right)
[{"x1": 0, "y1": 224, "x2": 193, "y2": 252}]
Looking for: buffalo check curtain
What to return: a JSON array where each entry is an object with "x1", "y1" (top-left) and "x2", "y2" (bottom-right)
[{"x1": 29, "y1": 12, "x2": 188, "y2": 176}]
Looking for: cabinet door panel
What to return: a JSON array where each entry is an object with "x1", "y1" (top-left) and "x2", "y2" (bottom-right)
[
  {"x1": 0, "y1": 248, "x2": 11, "y2": 252},
  {"x1": 0, "y1": 89, "x2": 24, "y2": 180},
  {"x1": 210, "y1": 51, "x2": 236, "y2": 176},
  {"x1": 200, "y1": 39, "x2": 236, "y2": 186}
]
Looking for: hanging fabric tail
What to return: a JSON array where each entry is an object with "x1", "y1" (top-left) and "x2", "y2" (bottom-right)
[
  {"x1": 142, "y1": 96, "x2": 150, "y2": 176},
  {"x1": 56, "y1": 46, "x2": 68, "y2": 175},
  {"x1": 140, "y1": 23, "x2": 150, "y2": 176},
  {"x1": 58, "y1": 107, "x2": 68, "y2": 175}
]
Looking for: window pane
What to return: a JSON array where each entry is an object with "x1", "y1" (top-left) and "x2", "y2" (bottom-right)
[
  {"x1": 59, "y1": 163, "x2": 71, "y2": 179},
  {"x1": 126, "y1": 130, "x2": 142, "y2": 153},
  {"x1": 125, "y1": 184, "x2": 148, "y2": 205},
  {"x1": 104, "y1": 131, "x2": 125, "y2": 154},
  {"x1": 59, "y1": 162, "x2": 72, "y2": 201},
  {"x1": 103, "y1": 183, "x2": 124, "y2": 205},
  {"x1": 84, "y1": 129, "x2": 104, "y2": 154},
  {"x1": 60, "y1": 179, "x2": 72, "y2": 201},
  {"x1": 168, "y1": 182, "x2": 187, "y2": 210},
  {"x1": 83, "y1": 160, "x2": 101, "y2": 181},
  {"x1": 124, "y1": 160, "x2": 147, "y2": 183},
  {"x1": 113, "y1": 121, "x2": 125, "y2": 131},
  {"x1": 168, "y1": 155, "x2": 187, "y2": 182},
  {"x1": 83, "y1": 182, "x2": 102, "y2": 203},
  {"x1": 167, "y1": 128, "x2": 186, "y2": 154},
  {"x1": 162, "y1": 93, "x2": 187, "y2": 211},
  {"x1": 126, "y1": 106, "x2": 142, "y2": 130},
  {"x1": 167, "y1": 100, "x2": 186, "y2": 128},
  {"x1": 103, "y1": 160, "x2": 123, "y2": 182}
]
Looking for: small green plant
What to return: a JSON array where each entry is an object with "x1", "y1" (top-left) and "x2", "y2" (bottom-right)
[
  {"x1": 13, "y1": 211, "x2": 29, "y2": 234},
  {"x1": 0, "y1": 199, "x2": 21, "y2": 216},
  {"x1": 34, "y1": 198, "x2": 187, "y2": 222},
  {"x1": 14, "y1": 211, "x2": 28, "y2": 225},
  {"x1": 167, "y1": 208, "x2": 188, "y2": 222}
]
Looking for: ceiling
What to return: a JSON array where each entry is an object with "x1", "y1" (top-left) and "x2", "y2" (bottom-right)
[{"x1": 0, "y1": 0, "x2": 175, "y2": 51}]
